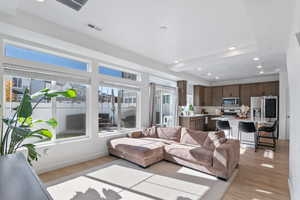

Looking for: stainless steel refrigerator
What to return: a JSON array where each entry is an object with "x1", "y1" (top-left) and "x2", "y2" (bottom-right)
[{"x1": 250, "y1": 96, "x2": 278, "y2": 121}]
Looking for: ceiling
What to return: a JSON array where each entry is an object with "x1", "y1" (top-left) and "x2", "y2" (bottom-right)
[{"x1": 1, "y1": 0, "x2": 294, "y2": 82}]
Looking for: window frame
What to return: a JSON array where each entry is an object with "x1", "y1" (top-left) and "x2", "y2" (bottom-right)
[{"x1": 2, "y1": 71, "x2": 91, "y2": 144}]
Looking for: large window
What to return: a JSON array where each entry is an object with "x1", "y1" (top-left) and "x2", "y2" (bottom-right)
[
  {"x1": 98, "y1": 85, "x2": 138, "y2": 133},
  {"x1": 99, "y1": 66, "x2": 138, "y2": 81},
  {"x1": 4, "y1": 74, "x2": 88, "y2": 143},
  {"x1": 5, "y1": 44, "x2": 88, "y2": 71}
]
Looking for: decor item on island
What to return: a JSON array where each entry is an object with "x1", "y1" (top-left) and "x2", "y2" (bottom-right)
[
  {"x1": 0, "y1": 88, "x2": 77, "y2": 165},
  {"x1": 238, "y1": 105, "x2": 250, "y2": 119},
  {"x1": 188, "y1": 104, "x2": 194, "y2": 115}
]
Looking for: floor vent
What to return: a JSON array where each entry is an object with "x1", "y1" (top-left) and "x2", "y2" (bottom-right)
[
  {"x1": 296, "y1": 32, "x2": 300, "y2": 46},
  {"x1": 56, "y1": 0, "x2": 88, "y2": 11}
]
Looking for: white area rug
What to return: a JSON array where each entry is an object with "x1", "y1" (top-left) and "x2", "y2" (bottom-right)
[{"x1": 46, "y1": 159, "x2": 238, "y2": 200}]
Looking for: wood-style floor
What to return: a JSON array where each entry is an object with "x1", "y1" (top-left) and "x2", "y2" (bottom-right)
[{"x1": 39, "y1": 140, "x2": 290, "y2": 200}]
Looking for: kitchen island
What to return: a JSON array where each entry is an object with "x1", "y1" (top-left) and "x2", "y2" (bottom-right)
[{"x1": 179, "y1": 114, "x2": 221, "y2": 131}]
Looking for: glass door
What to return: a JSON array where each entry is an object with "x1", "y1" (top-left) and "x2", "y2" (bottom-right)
[{"x1": 154, "y1": 86, "x2": 177, "y2": 127}]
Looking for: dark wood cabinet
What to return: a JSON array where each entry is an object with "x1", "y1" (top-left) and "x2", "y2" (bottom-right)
[
  {"x1": 204, "y1": 87, "x2": 212, "y2": 106},
  {"x1": 193, "y1": 85, "x2": 204, "y2": 106},
  {"x1": 177, "y1": 80, "x2": 187, "y2": 106},
  {"x1": 240, "y1": 84, "x2": 252, "y2": 106},
  {"x1": 211, "y1": 86, "x2": 223, "y2": 106},
  {"x1": 191, "y1": 81, "x2": 279, "y2": 107},
  {"x1": 179, "y1": 116, "x2": 205, "y2": 130},
  {"x1": 223, "y1": 85, "x2": 239, "y2": 97}
]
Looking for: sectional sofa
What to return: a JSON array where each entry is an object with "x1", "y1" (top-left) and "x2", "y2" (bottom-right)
[{"x1": 107, "y1": 126, "x2": 240, "y2": 180}]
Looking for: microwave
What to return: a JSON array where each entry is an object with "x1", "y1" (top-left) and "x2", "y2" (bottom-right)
[{"x1": 223, "y1": 97, "x2": 240, "y2": 107}]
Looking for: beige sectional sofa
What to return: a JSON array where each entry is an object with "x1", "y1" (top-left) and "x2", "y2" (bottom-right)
[{"x1": 107, "y1": 126, "x2": 240, "y2": 180}]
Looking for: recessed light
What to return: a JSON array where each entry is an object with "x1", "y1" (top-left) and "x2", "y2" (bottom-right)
[
  {"x1": 228, "y1": 46, "x2": 236, "y2": 51},
  {"x1": 257, "y1": 65, "x2": 263, "y2": 69},
  {"x1": 259, "y1": 70, "x2": 264, "y2": 74},
  {"x1": 207, "y1": 72, "x2": 212, "y2": 76},
  {"x1": 216, "y1": 76, "x2": 220, "y2": 80},
  {"x1": 197, "y1": 67, "x2": 203, "y2": 71},
  {"x1": 174, "y1": 60, "x2": 179, "y2": 64},
  {"x1": 160, "y1": 25, "x2": 168, "y2": 30},
  {"x1": 36, "y1": 0, "x2": 45, "y2": 2},
  {"x1": 253, "y1": 57, "x2": 260, "y2": 61}
]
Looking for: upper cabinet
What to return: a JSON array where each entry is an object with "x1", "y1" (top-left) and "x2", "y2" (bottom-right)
[
  {"x1": 192, "y1": 81, "x2": 279, "y2": 107},
  {"x1": 223, "y1": 85, "x2": 240, "y2": 97},
  {"x1": 240, "y1": 84, "x2": 252, "y2": 106},
  {"x1": 211, "y1": 86, "x2": 223, "y2": 106},
  {"x1": 204, "y1": 87, "x2": 212, "y2": 106},
  {"x1": 193, "y1": 85, "x2": 204, "y2": 106},
  {"x1": 177, "y1": 80, "x2": 187, "y2": 106}
]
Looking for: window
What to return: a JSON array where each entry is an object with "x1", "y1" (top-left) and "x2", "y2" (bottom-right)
[
  {"x1": 5, "y1": 44, "x2": 88, "y2": 71},
  {"x1": 4, "y1": 74, "x2": 88, "y2": 143},
  {"x1": 98, "y1": 86, "x2": 138, "y2": 133},
  {"x1": 55, "y1": 82, "x2": 87, "y2": 140},
  {"x1": 99, "y1": 66, "x2": 138, "y2": 81},
  {"x1": 163, "y1": 95, "x2": 170, "y2": 104},
  {"x1": 4, "y1": 75, "x2": 53, "y2": 143}
]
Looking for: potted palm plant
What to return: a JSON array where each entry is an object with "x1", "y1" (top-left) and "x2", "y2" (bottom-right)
[{"x1": 0, "y1": 87, "x2": 77, "y2": 165}]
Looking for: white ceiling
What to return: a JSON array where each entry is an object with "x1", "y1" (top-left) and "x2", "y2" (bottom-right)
[{"x1": 2, "y1": 0, "x2": 294, "y2": 82}]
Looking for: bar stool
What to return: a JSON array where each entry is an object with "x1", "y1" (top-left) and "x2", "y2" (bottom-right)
[
  {"x1": 238, "y1": 121, "x2": 258, "y2": 151},
  {"x1": 216, "y1": 120, "x2": 232, "y2": 138},
  {"x1": 257, "y1": 120, "x2": 278, "y2": 151}
]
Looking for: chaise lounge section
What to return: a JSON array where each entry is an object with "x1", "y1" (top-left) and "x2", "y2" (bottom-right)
[{"x1": 107, "y1": 126, "x2": 240, "y2": 180}]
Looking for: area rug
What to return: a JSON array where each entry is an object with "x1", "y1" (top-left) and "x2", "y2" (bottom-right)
[{"x1": 46, "y1": 159, "x2": 238, "y2": 200}]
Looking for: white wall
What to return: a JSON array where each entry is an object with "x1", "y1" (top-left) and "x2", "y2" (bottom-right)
[
  {"x1": 286, "y1": 0, "x2": 300, "y2": 198},
  {"x1": 279, "y1": 71, "x2": 290, "y2": 140}
]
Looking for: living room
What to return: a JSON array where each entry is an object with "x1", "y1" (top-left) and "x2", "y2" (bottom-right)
[{"x1": 0, "y1": 0, "x2": 299, "y2": 200}]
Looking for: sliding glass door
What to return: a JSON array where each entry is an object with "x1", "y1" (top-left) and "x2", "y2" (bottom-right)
[{"x1": 154, "y1": 86, "x2": 177, "y2": 127}]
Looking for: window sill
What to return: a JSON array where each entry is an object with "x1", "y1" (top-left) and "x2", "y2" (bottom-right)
[{"x1": 32, "y1": 135, "x2": 91, "y2": 149}]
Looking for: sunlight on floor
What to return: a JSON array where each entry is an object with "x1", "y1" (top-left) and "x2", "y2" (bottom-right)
[
  {"x1": 256, "y1": 189, "x2": 273, "y2": 195},
  {"x1": 263, "y1": 150, "x2": 274, "y2": 159},
  {"x1": 240, "y1": 147, "x2": 247, "y2": 154},
  {"x1": 261, "y1": 163, "x2": 274, "y2": 169},
  {"x1": 46, "y1": 163, "x2": 225, "y2": 200},
  {"x1": 177, "y1": 167, "x2": 217, "y2": 181}
]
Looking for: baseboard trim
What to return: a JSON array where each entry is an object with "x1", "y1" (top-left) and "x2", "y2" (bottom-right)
[
  {"x1": 36, "y1": 151, "x2": 109, "y2": 174},
  {"x1": 288, "y1": 178, "x2": 294, "y2": 200}
]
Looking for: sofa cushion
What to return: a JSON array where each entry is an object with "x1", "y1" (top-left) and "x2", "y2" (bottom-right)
[
  {"x1": 142, "y1": 126, "x2": 158, "y2": 138},
  {"x1": 157, "y1": 127, "x2": 182, "y2": 142},
  {"x1": 164, "y1": 144, "x2": 213, "y2": 166},
  {"x1": 180, "y1": 128, "x2": 208, "y2": 146},
  {"x1": 138, "y1": 137, "x2": 178, "y2": 145},
  {"x1": 203, "y1": 131, "x2": 227, "y2": 151},
  {"x1": 108, "y1": 137, "x2": 164, "y2": 158}
]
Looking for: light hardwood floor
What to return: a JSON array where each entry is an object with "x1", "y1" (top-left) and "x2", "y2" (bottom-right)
[{"x1": 39, "y1": 140, "x2": 290, "y2": 200}]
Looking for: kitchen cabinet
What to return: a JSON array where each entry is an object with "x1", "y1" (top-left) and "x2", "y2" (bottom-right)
[
  {"x1": 179, "y1": 116, "x2": 206, "y2": 130},
  {"x1": 193, "y1": 85, "x2": 204, "y2": 106},
  {"x1": 240, "y1": 84, "x2": 252, "y2": 106},
  {"x1": 223, "y1": 85, "x2": 240, "y2": 97},
  {"x1": 204, "y1": 87, "x2": 212, "y2": 106},
  {"x1": 211, "y1": 86, "x2": 223, "y2": 106},
  {"x1": 177, "y1": 80, "x2": 187, "y2": 106}
]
